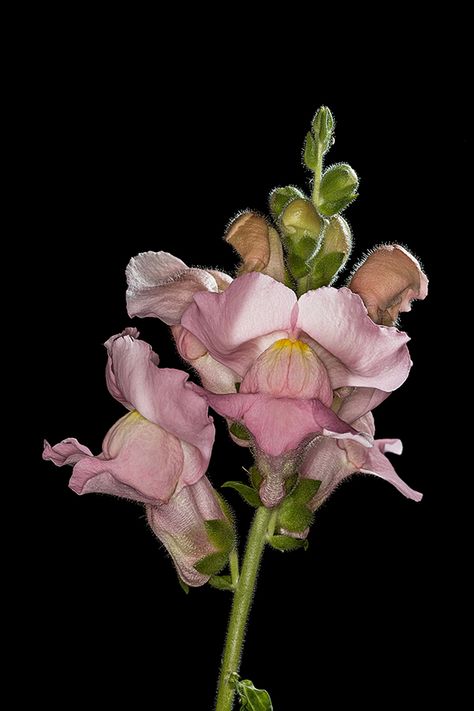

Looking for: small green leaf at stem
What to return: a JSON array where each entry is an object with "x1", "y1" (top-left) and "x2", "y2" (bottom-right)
[
  {"x1": 222, "y1": 481, "x2": 262, "y2": 508},
  {"x1": 204, "y1": 519, "x2": 235, "y2": 553},
  {"x1": 304, "y1": 131, "x2": 319, "y2": 170},
  {"x1": 268, "y1": 535, "x2": 308, "y2": 552},
  {"x1": 231, "y1": 674, "x2": 274, "y2": 710},
  {"x1": 208, "y1": 574, "x2": 234, "y2": 591},
  {"x1": 194, "y1": 551, "x2": 229, "y2": 576}
]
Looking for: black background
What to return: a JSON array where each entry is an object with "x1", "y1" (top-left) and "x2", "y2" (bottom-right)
[{"x1": 25, "y1": 38, "x2": 467, "y2": 709}]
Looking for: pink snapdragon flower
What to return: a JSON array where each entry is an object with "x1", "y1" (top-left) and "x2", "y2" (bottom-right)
[
  {"x1": 349, "y1": 244, "x2": 428, "y2": 325},
  {"x1": 43, "y1": 328, "x2": 224, "y2": 586},
  {"x1": 178, "y1": 272, "x2": 412, "y2": 505},
  {"x1": 126, "y1": 251, "x2": 237, "y2": 394}
]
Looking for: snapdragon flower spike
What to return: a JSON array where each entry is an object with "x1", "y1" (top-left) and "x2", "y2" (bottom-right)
[
  {"x1": 182, "y1": 272, "x2": 412, "y2": 505},
  {"x1": 301, "y1": 410, "x2": 423, "y2": 511},
  {"x1": 349, "y1": 244, "x2": 428, "y2": 325},
  {"x1": 126, "y1": 251, "x2": 237, "y2": 394},
  {"x1": 43, "y1": 328, "x2": 222, "y2": 586}
]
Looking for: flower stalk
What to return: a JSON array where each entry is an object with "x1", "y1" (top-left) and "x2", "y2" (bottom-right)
[{"x1": 215, "y1": 507, "x2": 273, "y2": 711}]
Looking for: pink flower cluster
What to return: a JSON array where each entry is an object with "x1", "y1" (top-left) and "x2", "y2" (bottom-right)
[{"x1": 44, "y1": 230, "x2": 427, "y2": 585}]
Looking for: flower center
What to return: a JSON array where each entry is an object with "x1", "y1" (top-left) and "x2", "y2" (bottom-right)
[{"x1": 240, "y1": 338, "x2": 333, "y2": 405}]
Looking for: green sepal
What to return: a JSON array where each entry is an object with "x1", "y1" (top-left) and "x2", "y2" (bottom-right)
[
  {"x1": 318, "y1": 194, "x2": 358, "y2": 217},
  {"x1": 269, "y1": 185, "x2": 305, "y2": 221},
  {"x1": 308, "y1": 251, "x2": 345, "y2": 288},
  {"x1": 291, "y1": 478, "x2": 321, "y2": 504},
  {"x1": 194, "y1": 551, "x2": 229, "y2": 576},
  {"x1": 284, "y1": 472, "x2": 298, "y2": 494},
  {"x1": 294, "y1": 234, "x2": 319, "y2": 262},
  {"x1": 268, "y1": 535, "x2": 308, "y2": 552},
  {"x1": 287, "y1": 251, "x2": 310, "y2": 279},
  {"x1": 208, "y1": 574, "x2": 234, "y2": 591},
  {"x1": 303, "y1": 131, "x2": 319, "y2": 170},
  {"x1": 178, "y1": 578, "x2": 189, "y2": 594},
  {"x1": 232, "y1": 675, "x2": 274, "y2": 710},
  {"x1": 277, "y1": 500, "x2": 314, "y2": 532},
  {"x1": 248, "y1": 466, "x2": 263, "y2": 490},
  {"x1": 222, "y1": 481, "x2": 262, "y2": 508},
  {"x1": 204, "y1": 519, "x2": 235, "y2": 553},
  {"x1": 229, "y1": 421, "x2": 251, "y2": 440}
]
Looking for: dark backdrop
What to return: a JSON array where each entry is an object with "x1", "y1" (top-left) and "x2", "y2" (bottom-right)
[{"x1": 26, "y1": 50, "x2": 466, "y2": 709}]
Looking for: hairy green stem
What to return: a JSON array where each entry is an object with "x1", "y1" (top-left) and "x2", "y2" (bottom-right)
[
  {"x1": 215, "y1": 507, "x2": 272, "y2": 710},
  {"x1": 311, "y1": 148, "x2": 323, "y2": 206}
]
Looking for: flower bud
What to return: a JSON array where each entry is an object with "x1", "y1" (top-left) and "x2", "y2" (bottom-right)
[
  {"x1": 312, "y1": 105, "x2": 335, "y2": 154},
  {"x1": 225, "y1": 211, "x2": 286, "y2": 283},
  {"x1": 305, "y1": 216, "x2": 353, "y2": 290},
  {"x1": 318, "y1": 163, "x2": 359, "y2": 216},
  {"x1": 269, "y1": 185, "x2": 305, "y2": 220},
  {"x1": 281, "y1": 198, "x2": 323, "y2": 275}
]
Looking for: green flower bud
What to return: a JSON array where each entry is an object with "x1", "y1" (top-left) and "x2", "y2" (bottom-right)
[
  {"x1": 269, "y1": 185, "x2": 305, "y2": 220},
  {"x1": 311, "y1": 105, "x2": 335, "y2": 154},
  {"x1": 318, "y1": 163, "x2": 359, "y2": 216},
  {"x1": 281, "y1": 198, "x2": 322, "y2": 237}
]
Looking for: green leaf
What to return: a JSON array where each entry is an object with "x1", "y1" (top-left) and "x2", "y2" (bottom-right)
[
  {"x1": 194, "y1": 551, "x2": 229, "y2": 575},
  {"x1": 278, "y1": 500, "x2": 314, "y2": 532},
  {"x1": 222, "y1": 481, "x2": 262, "y2": 508},
  {"x1": 268, "y1": 535, "x2": 308, "y2": 552},
  {"x1": 248, "y1": 466, "x2": 263, "y2": 490},
  {"x1": 269, "y1": 185, "x2": 305, "y2": 220},
  {"x1": 291, "y1": 479, "x2": 321, "y2": 504},
  {"x1": 233, "y1": 676, "x2": 274, "y2": 710},
  {"x1": 208, "y1": 574, "x2": 234, "y2": 591},
  {"x1": 303, "y1": 131, "x2": 319, "y2": 170},
  {"x1": 178, "y1": 578, "x2": 189, "y2": 594},
  {"x1": 308, "y1": 251, "x2": 345, "y2": 289},
  {"x1": 204, "y1": 519, "x2": 235, "y2": 553},
  {"x1": 229, "y1": 421, "x2": 251, "y2": 440}
]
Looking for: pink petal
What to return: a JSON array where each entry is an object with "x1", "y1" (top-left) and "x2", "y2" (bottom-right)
[
  {"x1": 172, "y1": 325, "x2": 239, "y2": 394},
  {"x1": 182, "y1": 272, "x2": 296, "y2": 376},
  {"x1": 196, "y1": 388, "x2": 367, "y2": 457},
  {"x1": 349, "y1": 244, "x2": 428, "y2": 325},
  {"x1": 335, "y1": 387, "x2": 390, "y2": 424},
  {"x1": 207, "y1": 270, "x2": 233, "y2": 291},
  {"x1": 104, "y1": 331, "x2": 214, "y2": 470},
  {"x1": 297, "y1": 287, "x2": 412, "y2": 391},
  {"x1": 361, "y1": 443, "x2": 423, "y2": 501},
  {"x1": 301, "y1": 437, "x2": 354, "y2": 508},
  {"x1": 225, "y1": 212, "x2": 286, "y2": 282},
  {"x1": 126, "y1": 251, "x2": 220, "y2": 325},
  {"x1": 240, "y1": 338, "x2": 333, "y2": 405},
  {"x1": 147, "y1": 476, "x2": 226, "y2": 587},
  {"x1": 43, "y1": 409, "x2": 206, "y2": 504}
]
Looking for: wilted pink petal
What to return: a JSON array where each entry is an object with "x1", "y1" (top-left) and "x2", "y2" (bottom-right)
[
  {"x1": 194, "y1": 387, "x2": 370, "y2": 458},
  {"x1": 147, "y1": 476, "x2": 227, "y2": 587},
  {"x1": 349, "y1": 244, "x2": 428, "y2": 325},
  {"x1": 225, "y1": 212, "x2": 286, "y2": 282},
  {"x1": 297, "y1": 287, "x2": 412, "y2": 391},
  {"x1": 182, "y1": 273, "x2": 296, "y2": 376},
  {"x1": 126, "y1": 251, "x2": 227, "y2": 325}
]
